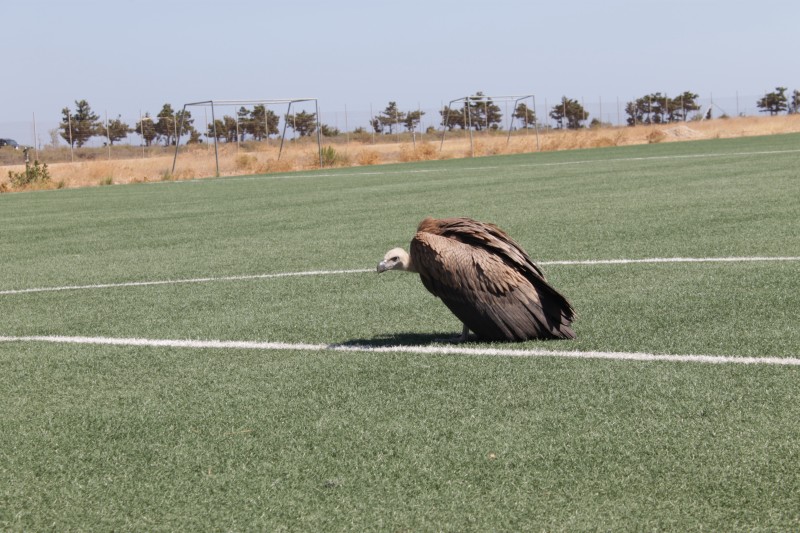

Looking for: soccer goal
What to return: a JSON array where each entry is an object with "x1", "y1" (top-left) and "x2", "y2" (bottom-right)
[
  {"x1": 171, "y1": 98, "x2": 322, "y2": 177},
  {"x1": 439, "y1": 94, "x2": 539, "y2": 156}
]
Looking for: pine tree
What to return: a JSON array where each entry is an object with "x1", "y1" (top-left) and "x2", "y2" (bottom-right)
[
  {"x1": 134, "y1": 113, "x2": 158, "y2": 147},
  {"x1": 284, "y1": 111, "x2": 317, "y2": 137},
  {"x1": 155, "y1": 104, "x2": 177, "y2": 145},
  {"x1": 236, "y1": 107, "x2": 251, "y2": 141},
  {"x1": 175, "y1": 108, "x2": 196, "y2": 144},
  {"x1": 466, "y1": 93, "x2": 502, "y2": 131},
  {"x1": 377, "y1": 102, "x2": 406, "y2": 135},
  {"x1": 439, "y1": 105, "x2": 465, "y2": 130},
  {"x1": 223, "y1": 116, "x2": 238, "y2": 142},
  {"x1": 513, "y1": 103, "x2": 537, "y2": 129},
  {"x1": 550, "y1": 97, "x2": 588, "y2": 129},
  {"x1": 98, "y1": 115, "x2": 130, "y2": 145},
  {"x1": 59, "y1": 100, "x2": 100, "y2": 148},
  {"x1": 670, "y1": 91, "x2": 700, "y2": 121},
  {"x1": 790, "y1": 90, "x2": 800, "y2": 114},
  {"x1": 403, "y1": 110, "x2": 425, "y2": 132},
  {"x1": 248, "y1": 105, "x2": 279, "y2": 140},
  {"x1": 206, "y1": 119, "x2": 226, "y2": 143},
  {"x1": 757, "y1": 87, "x2": 789, "y2": 115}
]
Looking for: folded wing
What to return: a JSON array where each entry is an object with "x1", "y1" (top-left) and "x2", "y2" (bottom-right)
[{"x1": 410, "y1": 217, "x2": 575, "y2": 341}]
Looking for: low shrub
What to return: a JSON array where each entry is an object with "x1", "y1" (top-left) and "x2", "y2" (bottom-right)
[
  {"x1": 235, "y1": 153, "x2": 257, "y2": 170},
  {"x1": 399, "y1": 142, "x2": 440, "y2": 162},
  {"x1": 7, "y1": 160, "x2": 51, "y2": 189},
  {"x1": 320, "y1": 146, "x2": 342, "y2": 167},
  {"x1": 356, "y1": 149, "x2": 380, "y2": 166}
]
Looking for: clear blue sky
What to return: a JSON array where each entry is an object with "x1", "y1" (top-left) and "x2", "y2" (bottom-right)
[{"x1": 2, "y1": 0, "x2": 798, "y2": 128}]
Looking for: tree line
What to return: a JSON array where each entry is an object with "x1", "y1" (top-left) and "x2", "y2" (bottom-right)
[
  {"x1": 756, "y1": 87, "x2": 800, "y2": 116},
  {"x1": 58, "y1": 101, "x2": 331, "y2": 148},
  {"x1": 58, "y1": 87, "x2": 800, "y2": 147}
]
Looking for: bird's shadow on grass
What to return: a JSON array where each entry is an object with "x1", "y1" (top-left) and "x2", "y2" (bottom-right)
[
  {"x1": 337, "y1": 332, "x2": 475, "y2": 347},
  {"x1": 337, "y1": 332, "x2": 575, "y2": 348}
]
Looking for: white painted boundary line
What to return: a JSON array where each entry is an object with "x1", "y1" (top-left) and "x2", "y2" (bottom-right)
[
  {"x1": 0, "y1": 269, "x2": 371, "y2": 296},
  {"x1": 1, "y1": 334, "x2": 798, "y2": 366},
  {"x1": 2, "y1": 257, "x2": 799, "y2": 296},
  {"x1": 541, "y1": 256, "x2": 800, "y2": 266},
  {"x1": 175, "y1": 148, "x2": 800, "y2": 185}
]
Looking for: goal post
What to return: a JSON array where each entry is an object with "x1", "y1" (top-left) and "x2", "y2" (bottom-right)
[
  {"x1": 439, "y1": 94, "x2": 540, "y2": 156},
  {"x1": 172, "y1": 98, "x2": 322, "y2": 177}
]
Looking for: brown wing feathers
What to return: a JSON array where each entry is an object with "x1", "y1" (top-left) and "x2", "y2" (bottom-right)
[{"x1": 411, "y1": 217, "x2": 575, "y2": 341}]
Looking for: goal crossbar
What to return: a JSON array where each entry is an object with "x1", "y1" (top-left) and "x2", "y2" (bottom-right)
[{"x1": 182, "y1": 98, "x2": 318, "y2": 107}]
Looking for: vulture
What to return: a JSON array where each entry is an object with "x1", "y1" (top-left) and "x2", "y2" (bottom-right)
[{"x1": 377, "y1": 217, "x2": 576, "y2": 342}]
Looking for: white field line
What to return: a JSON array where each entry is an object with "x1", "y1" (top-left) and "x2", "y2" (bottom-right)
[
  {"x1": 0, "y1": 334, "x2": 798, "y2": 366},
  {"x1": 1, "y1": 256, "x2": 799, "y2": 296},
  {"x1": 0, "y1": 269, "x2": 372, "y2": 296},
  {"x1": 540, "y1": 256, "x2": 800, "y2": 266},
  {"x1": 172, "y1": 148, "x2": 800, "y2": 185}
]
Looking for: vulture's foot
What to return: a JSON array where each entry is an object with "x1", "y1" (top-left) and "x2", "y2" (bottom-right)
[{"x1": 435, "y1": 324, "x2": 470, "y2": 344}]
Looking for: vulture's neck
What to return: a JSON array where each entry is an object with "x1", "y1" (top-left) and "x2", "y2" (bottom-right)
[{"x1": 404, "y1": 250, "x2": 417, "y2": 273}]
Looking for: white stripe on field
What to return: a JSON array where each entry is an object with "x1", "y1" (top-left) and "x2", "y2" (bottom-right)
[
  {"x1": 0, "y1": 334, "x2": 798, "y2": 366},
  {"x1": 1, "y1": 256, "x2": 799, "y2": 296},
  {"x1": 171, "y1": 148, "x2": 800, "y2": 185},
  {"x1": 540, "y1": 256, "x2": 800, "y2": 266},
  {"x1": 0, "y1": 269, "x2": 372, "y2": 296}
]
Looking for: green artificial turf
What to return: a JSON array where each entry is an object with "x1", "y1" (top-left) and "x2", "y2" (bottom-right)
[{"x1": 1, "y1": 133, "x2": 799, "y2": 530}]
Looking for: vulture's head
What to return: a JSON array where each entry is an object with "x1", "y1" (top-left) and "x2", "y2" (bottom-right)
[{"x1": 377, "y1": 247, "x2": 412, "y2": 273}]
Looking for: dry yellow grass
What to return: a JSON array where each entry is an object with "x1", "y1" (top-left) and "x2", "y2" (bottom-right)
[{"x1": 2, "y1": 115, "x2": 799, "y2": 192}]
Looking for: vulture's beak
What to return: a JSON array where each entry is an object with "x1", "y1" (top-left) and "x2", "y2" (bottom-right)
[{"x1": 377, "y1": 260, "x2": 389, "y2": 273}]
